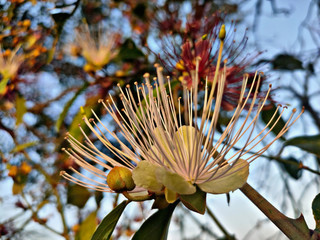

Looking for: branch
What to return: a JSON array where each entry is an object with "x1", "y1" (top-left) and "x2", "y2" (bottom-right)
[{"x1": 240, "y1": 183, "x2": 310, "y2": 240}]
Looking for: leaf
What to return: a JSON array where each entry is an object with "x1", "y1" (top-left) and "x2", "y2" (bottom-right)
[
  {"x1": 68, "y1": 94, "x2": 101, "y2": 141},
  {"x1": 15, "y1": 95, "x2": 27, "y2": 126},
  {"x1": 133, "y1": 3, "x2": 147, "y2": 20},
  {"x1": 91, "y1": 200, "x2": 129, "y2": 240},
  {"x1": 52, "y1": 12, "x2": 72, "y2": 24},
  {"x1": 55, "y1": 83, "x2": 89, "y2": 131},
  {"x1": 278, "y1": 157, "x2": 302, "y2": 180},
  {"x1": 132, "y1": 202, "x2": 178, "y2": 240},
  {"x1": 0, "y1": 77, "x2": 10, "y2": 94},
  {"x1": 117, "y1": 39, "x2": 144, "y2": 61},
  {"x1": 284, "y1": 135, "x2": 320, "y2": 157},
  {"x1": 76, "y1": 211, "x2": 97, "y2": 240},
  {"x1": 152, "y1": 195, "x2": 170, "y2": 210},
  {"x1": 10, "y1": 141, "x2": 37, "y2": 153},
  {"x1": 95, "y1": 191, "x2": 104, "y2": 207},
  {"x1": 312, "y1": 193, "x2": 320, "y2": 230},
  {"x1": 67, "y1": 184, "x2": 91, "y2": 208},
  {"x1": 272, "y1": 54, "x2": 303, "y2": 70},
  {"x1": 12, "y1": 182, "x2": 24, "y2": 195},
  {"x1": 261, "y1": 103, "x2": 286, "y2": 141},
  {"x1": 180, "y1": 187, "x2": 207, "y2": 214}
]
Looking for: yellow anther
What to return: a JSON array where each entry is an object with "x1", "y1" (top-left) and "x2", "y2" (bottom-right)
[{"x1": 219, "y1": 24, "x2": 226, "y2": 41}]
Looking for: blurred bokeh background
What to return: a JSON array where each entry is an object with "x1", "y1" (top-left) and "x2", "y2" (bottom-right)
[{"x1": 0, "y1": 0, "x2": 320, "y2": 239}]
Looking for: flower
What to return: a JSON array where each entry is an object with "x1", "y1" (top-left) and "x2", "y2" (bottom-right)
[
  {"x1": 61, "y1": 26, "x2": 302, "y2": 208},
  {"x1": 0, "y1": 46, "x2": 24, "y2": 95},
  {"x1": 158, "y1": 16, "x2": 266, "y2": 111},
  {"x1": 71, "y1": 24, "x2": 119, "y2": 71}
]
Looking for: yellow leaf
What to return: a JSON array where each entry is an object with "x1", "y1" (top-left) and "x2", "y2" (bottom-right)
[
  {"x1": 12, "y1": 182, "x2": 24, "y2": 195},
  {"x1": 16, "y1": 95, "x2": 27, "y2": 125}
]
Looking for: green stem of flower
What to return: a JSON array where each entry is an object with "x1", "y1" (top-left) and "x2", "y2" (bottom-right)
[{"x1": 240, "y1": 183, "x2": 310, "y2": 240}]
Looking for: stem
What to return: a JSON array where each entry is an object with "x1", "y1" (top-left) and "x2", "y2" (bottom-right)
[{"x1": 240, "y1": 183, "x2": 310, "y2": 240}]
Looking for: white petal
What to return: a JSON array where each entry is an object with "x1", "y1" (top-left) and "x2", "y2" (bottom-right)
[
  {"x1": 156, "y1": 167, "x2": 196, "y2": 195},
  {"x1": 132, "y1": 161, "x2": 164, "y2": 192},
  {"x1": 198, "y1": 159, "x2": 249, "y2": 194}
]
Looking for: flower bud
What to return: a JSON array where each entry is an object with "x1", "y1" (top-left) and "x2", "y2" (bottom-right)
[{"x1": 107, "y1": 166, "x2": 135, "y2": 192}]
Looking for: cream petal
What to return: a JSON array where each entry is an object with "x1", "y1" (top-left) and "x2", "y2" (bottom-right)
[
  {"x1": 132, "y1": 161, "x2": 164, "y2": 192},
  {"x1": 156, "y1": 167, "x2": 196, "y2": 195},
  {"x1": 198, "y1": 159, "x2": 249, "y2": 194}
]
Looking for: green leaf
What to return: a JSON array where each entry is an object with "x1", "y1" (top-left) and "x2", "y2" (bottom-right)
[
  {"x1": 15, "y1": 95, "x2": 27, "y2": 126},
  {"x1": 68, "y1": 94, "x2": 101, "y2": 141},
  {"x1": 284, "y1": 135, "x2": 320, "y2": 157},
  {"x1": 180, "y1": 187, "x2": 207, "y2": 214},
  {"x1": 52, "y1": 12, "x2": 72, "y2": 24},
  {"x1": 278, "y1": 157, "x2": 302, "y2": 180},
  {"x1": 132, "y1": 202, "x2": 178, "y2": 240},
  {"x1": 312, "y1": 193, "x2": 320, "y2": 230},
  {"x1": 272, "y1": 54, "x2": 303, "y2": 71},
  {"x1": 117, "y1": 39, "x2": 144, "y2": 61},
  {"x1": 0, "y1": 77, "x2": 9, "y2": 94},
  {"x1": 76, "y1": 211, "x2": 97, "y2": 240},
  {"x1": 133, "y1": 3, "x2": 147, "y2": 20},
  {"x1": 55, "y1": 83, "x2": 88, "y2": 131},
  {"x1": 67, "y1": 184, "x2": 91, "y2": 208},
  {"x1": 91, "y1": 200, "x2": 129, "y2": 240},
  {"x1": 261, "y1": 103, "x2": 286, "y2": 141},
  {"x1": 95, "y1": 191, "x2": 104, "y2": 207},
  {"x1": 152, "y1": 195, "x2": 170, "y2": 210}
]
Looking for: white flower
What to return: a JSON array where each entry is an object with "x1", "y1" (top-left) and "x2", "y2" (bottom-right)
[
  {"x1": 72, "y1": 24, "x2": 118, "y2": 71},
  {"x1": 0, "y1": 46, "x2": 24, "y2": 94},
  {"x1": 61, "y1": 31, "x2": 302, "y2": 204},
  {"x1": 0, "y1": 46, "x2": 24, "y2": 78}
]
